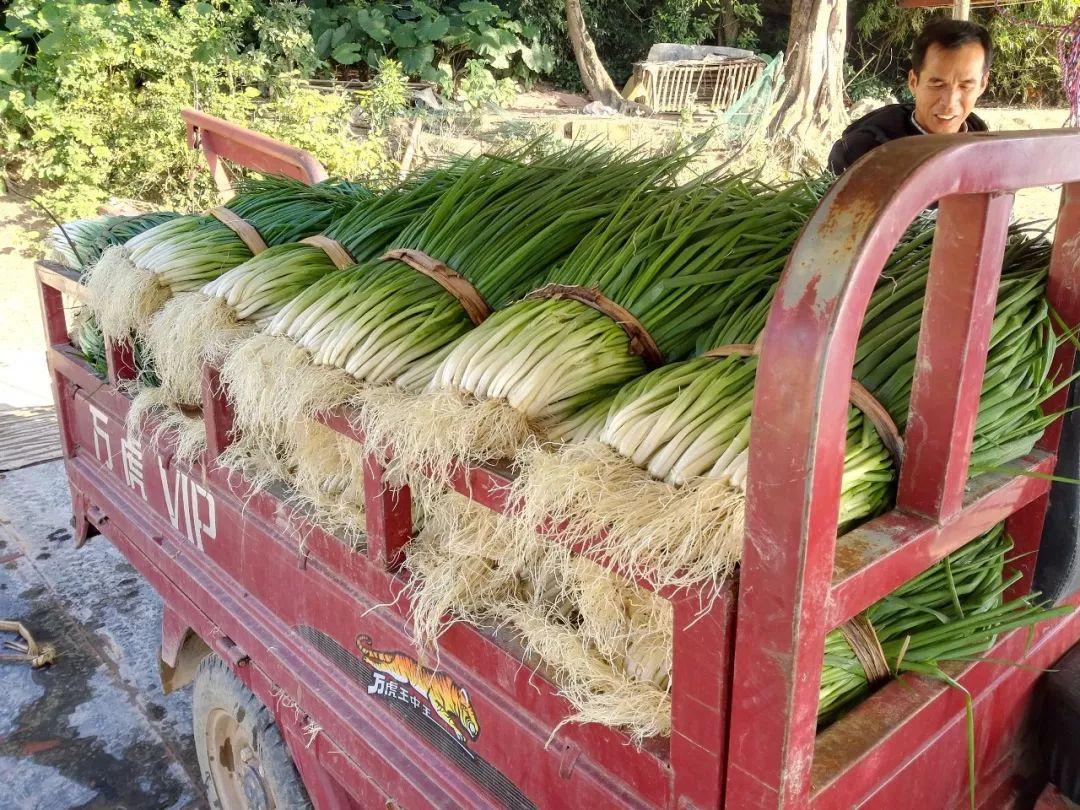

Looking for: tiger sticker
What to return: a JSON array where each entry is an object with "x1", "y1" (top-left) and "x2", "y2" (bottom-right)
[{"x1": 356, "y1": 635, "x2": 480, "y2": 746}]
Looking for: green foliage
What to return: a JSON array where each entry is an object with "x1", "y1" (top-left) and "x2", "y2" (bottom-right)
[
  {"x1": 724, "y1": 0, "x2": 763, "y2": 51},
  {"x1": 255, "y1": 78, "x2": 400, "y2": 184},
  {"x1": 650, "y1": 0, "x2": 717, "y2": 45},
  {"x1": 986, "y1": 0, "x2": 1077, "y2": 105},
  {"x1": 456, "y1": 57, "x2": 519, "y2": 107},
  {"x1": 1, "y1": 0, "x2": 392, "y2": 218},
  {"x1": 844, "y1": 62, "x2": 897, "y2": 103},
  {"x1": 362, "y1": 57, "x2": 411, "y2": 130},
  {"x1": 848, "y1": 0, "x2": 1078, "y2": 105},
  {"x1": 0, "y1": 32, "x2": 26, "y2": 86},
  {"x1": 306, "y1": 0, "x2": 555, "y2": 83},
  {"x1": 256, "y1": 0, "x2": 322, "y2": 77}
]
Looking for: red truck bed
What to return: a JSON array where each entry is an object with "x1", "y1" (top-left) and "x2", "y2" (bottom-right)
[{"x1": 35, "y1": 120, "x2": 1080, "y2": 808}]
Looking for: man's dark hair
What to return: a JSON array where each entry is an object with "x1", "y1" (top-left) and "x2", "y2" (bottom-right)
[{"x1": 911, "y1": 19, "x2": 993, "y2": 76}]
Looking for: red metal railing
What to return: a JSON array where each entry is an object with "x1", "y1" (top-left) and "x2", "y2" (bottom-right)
[
  {"x1": 182, "y1": 108, "x2": 328, "y2": 197},
  {"x1": 729, "y1": 130, "x2": 1080, "y2": 807}
]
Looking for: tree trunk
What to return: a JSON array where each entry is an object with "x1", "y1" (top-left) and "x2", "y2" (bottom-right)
[
  {"x1": 565, "y1": 0, "x2": 646, "y2": 113},
  {"x1": 767, "y1": 0, "x2": 848, "y2": 165},
  {"x1": 717, "y1": 0, "x2": 740, "y2": 46}
]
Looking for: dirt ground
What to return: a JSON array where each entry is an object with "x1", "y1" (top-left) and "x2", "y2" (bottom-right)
[
  {"x1": 0, "y1": 462, "x2": 204, "y2": 809},
  {"x1": 0, "y1": 195, "x2": 203, "y2": 808},
  {"x1": 979, "y1": 107, "x2": 1072, "y2": 226},
  {"x1": 0, "y1": 193, "x2": 52, "y2": 408}
]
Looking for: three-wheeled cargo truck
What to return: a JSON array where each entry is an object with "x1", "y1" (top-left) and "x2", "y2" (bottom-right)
[{"x1": 32, "y1": 110, "x2": 1080, "y2": 808}]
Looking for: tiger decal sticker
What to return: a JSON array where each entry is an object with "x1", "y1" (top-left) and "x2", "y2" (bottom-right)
[{"x1": 356, "y1": 635, "x2": 480, "y2": 747}]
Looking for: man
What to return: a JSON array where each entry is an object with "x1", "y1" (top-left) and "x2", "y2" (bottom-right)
[{"x1": 828, "y1": 19, "x2": 992, "y2": 176}]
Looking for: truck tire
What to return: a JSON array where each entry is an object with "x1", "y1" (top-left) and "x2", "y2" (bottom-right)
[
  {"x1": 192, "y1": 655, "x2": 312, "y2": 810},
  {"x1": 1036, "y1": 360, "x2": 1080, "y2": 603},
  {"x1": 1040, "y1": 643, "x2": 1080, "y2": 802}
]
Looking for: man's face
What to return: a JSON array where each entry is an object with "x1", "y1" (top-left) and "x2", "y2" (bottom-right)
[{"x1": 907, "y1": 41, "x2": 989, "y2": 134}]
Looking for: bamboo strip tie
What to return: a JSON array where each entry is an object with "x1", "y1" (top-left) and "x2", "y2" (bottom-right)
[
  {"x1": 300, "y1": 235, "x2": 355, "y2": 270},
  {"x1": 208, "y1": 207, "x2": 268, "y2": 255},
  {"x1": 703, "y1": 343, "x2": 905, "y2": 467},
  {"x1": 838, "y1": 613, "x2": 891, "y2": 685},
  {"x1": 525, "y1": 284, "x2": 665, "y2": 368},
  {"x1": 381, "y1": 249, "x2": 491, "y2": 326}
]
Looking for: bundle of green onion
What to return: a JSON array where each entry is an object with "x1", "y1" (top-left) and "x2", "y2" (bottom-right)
[
  {"x1": 51, "y1": 212, "x2": 181, "y2": 383},
  {"x1": 84, "y1": 177, "x2": 368, "y2": 341},
  {"x1": 402, "y1": 483, "x2": 673, "y2": 741},
  {"x1": 70, "y1": 310, "x2": 159, "y2": 388},
  {"x1": 845, "y1": 228, "x2": 1058, "y2": 472},
  {"x1": 192, "y1": 165, "x2": 469, "y2": 325},
  {"x1": 221, "y1": 144, "x2": 691, "y2": 476},
  {"x1": 72, "y1": 308, "x2": 107, "y2": 377},
  {"x1": 47, "y1": 218, "x2": 110, "y2": 270},
  {"x1": 357, "y1": 176, "x2": 827, "y2": 484},
  {"x1": 92, "y1": 212, "x2": 182, "y2": 262},
  {"x1": 269, "y1": 145, "x2": 688, "y2": 388},
  {"x1": 819, "y1": 524, "x2": 1072, "y2": 725},
  {"x1": 506, "y1": 223, "x2": 1058, "y2": 593},
  {"x1": 48, "y1": 212, "x2": 181, "y2": 271},
  {"x1": 143, "y1": 167, "x2": 465, "y2": 406}
]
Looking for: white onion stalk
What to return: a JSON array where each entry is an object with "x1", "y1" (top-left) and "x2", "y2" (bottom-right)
[{"x1": 143, "y1": 169, "x2": 461, "y2": 409}]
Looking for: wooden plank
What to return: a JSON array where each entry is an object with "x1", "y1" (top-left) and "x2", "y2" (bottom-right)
[{"x1": 0, "y1": 405, "x2": 63, "y2": 470}]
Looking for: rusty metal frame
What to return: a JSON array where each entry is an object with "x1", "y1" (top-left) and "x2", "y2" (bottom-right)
[
  {"x1": 181, "y1": 108, "x2": 328, "y2": 198},
  {"x1": 727, "y1": 130, "x2": 1080, "y2": 807}
]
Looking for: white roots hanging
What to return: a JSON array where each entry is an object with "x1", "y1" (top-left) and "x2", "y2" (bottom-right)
[
  {"x1": 510, "y1": 605, "x2": 671, "y2": 741},
  {"x1": 144, "y1": 293, "x2": 257, "y2": 406},
  {"x1": 354, "y1": 388, "x2": 539, "y2": 489},
  {"x1": 403, "y1": 484, "x2": 673, "y2": 741},
  {"x1": 511, "y1": 555, "x2": 672, "y2": 741},
  {"x1": 403, "y1": 483, "x2": 528, "y2": 649},
  {"x1": 569, "y1": 557, "x2": 672, "y2": 689},
  {"x1": 288, "y1": 419, "x2": 366, "y2": 544},
  {"x1": 126, "y1": 386, "x2": 207, "y2": 464},
  {"x1": 83, "y1": 246, "x2": 170, "y2": 341},
  {"x1": 219, "y1": 333, "x2": 362, "y2": 478},
  {"x1": 509, "y1": 441, "x2": 746, "y2": 594}
]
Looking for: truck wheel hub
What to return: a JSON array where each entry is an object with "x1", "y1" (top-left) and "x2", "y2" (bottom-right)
[{"x1": 206, "y1": 710, "x2": 273, "y2": 810}]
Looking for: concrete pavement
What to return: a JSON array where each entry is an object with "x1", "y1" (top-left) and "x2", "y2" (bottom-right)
[{"x1": 0, "y1": 461, "x2": 205, "y2": 808}]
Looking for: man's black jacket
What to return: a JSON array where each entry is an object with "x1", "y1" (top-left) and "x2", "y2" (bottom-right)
[{"x1": 827, "y1": 103, "x2": 989, "y2": 176}]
